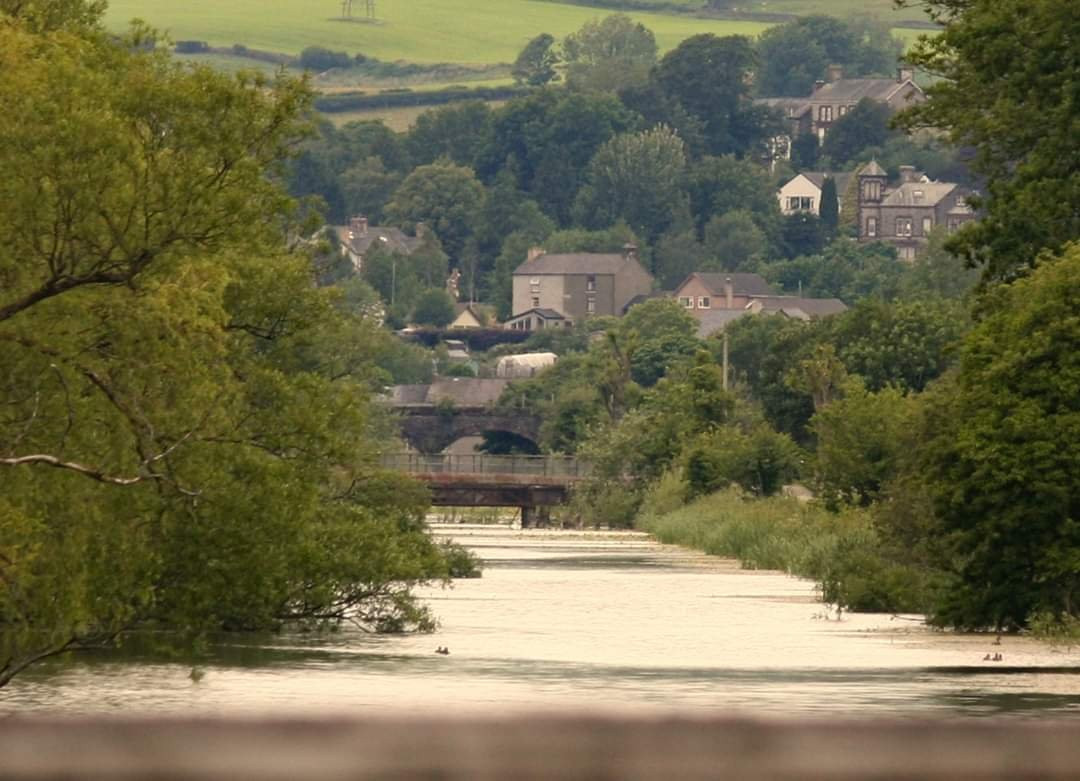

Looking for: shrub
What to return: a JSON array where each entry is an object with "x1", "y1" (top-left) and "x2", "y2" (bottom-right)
[
  {"x1": 299, "y1": 46, "x2": 352, "y2": 72},
  {"x1": 174, "y1": 41, "x2": 209, "y2": 54}
]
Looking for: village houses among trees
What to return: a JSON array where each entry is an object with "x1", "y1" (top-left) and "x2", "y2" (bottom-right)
[{"x1": 2, "y1": 0, "x2": 1078, "y2": 689}]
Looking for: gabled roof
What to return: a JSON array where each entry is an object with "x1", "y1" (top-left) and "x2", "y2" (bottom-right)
[
  {"x1": 810, "y1": 78, "x2": 921, "y2": 104},
  {"x1": 680, "y1": 272, "x2": 775, "y2": 298},
  {"x1": 335, "y1": 225, "x2": 423, "y2": 256},
  {"x1": 748, "y1": 296, "x2": 848, "y2": 318},
  {"x1": 800, "y1": 171, "x2": 853, "y2": 193},
  {"x1": 514, "y1": 252, "x2": 645, "y2": 277},
  {"x1": 881, "y1": 182, "x2": 958, "y2": 207},
  {"x1": 506, "y1": 307, "x2": 566, "y2": 321},
  {"x1": 859, "y1": 160, "x2": 887, "y2": 177},
  {"x1": 695, "y1": 309, "x2": 751, "y2": 338}
]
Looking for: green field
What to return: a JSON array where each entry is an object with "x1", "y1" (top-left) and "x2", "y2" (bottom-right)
[{"x1": 105, "y1": 0, "x2": 771, "y2": 63}]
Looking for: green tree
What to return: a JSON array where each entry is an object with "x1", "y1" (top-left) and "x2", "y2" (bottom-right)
[
  {"x1": 573, "y1": 125, "x2": 687, "y2": 243},
  {"x1": 384, "y1": 159, "x2": 485, "y2": 261},
  {"x1": 563, "y1": 14, "x2": 657, "y2": 93},
  {"x1": 703, "y1": 210, "x2": 768, "y2": 272},
  {"x1": 653, "y1": 34, "x2": 772, "y2": 156},
  {"x1": 914, "y1": 244, "x2": 1080, "y2": 629},
  {"x1": 411, "y1": 288, "x2": 456, "y2": 327},
  {"x1": 821, "y1": 98, "x2": 895, "y2": 166},
  {"x1": 812, "y1": 382, "x2": 915, "y2": 507},
  {"x1": 0, "y1": 11, "x2": 451, "y2": 686},
  {"x1": 405, "y1": 101, "x2": 495, "y2": 169},
  {"x1": 819, "y1": 176, "x2": 839, "y2": 238},
  {"x1": 512, "y1": 32, "x2": 560, "y2": 87},
  {"x1": 896, "y1": 0, "x2": 1080, "y2": 281}
]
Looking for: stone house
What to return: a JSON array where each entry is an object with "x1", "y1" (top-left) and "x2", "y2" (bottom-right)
[
  {"x1": 333, "y1": 215, "x2": 424, "y2": 271},
  {"x1": 672, "y1": 273, "x2": 776, "y2": 315},
  {"x1": 857, "y1": 162, "x2": 976, "y2": 260},
  {"x1": 508, "y1": 244, "x2": 653, "y2": 329},
  {"x1": 758, "y1": 66, "x2": 926, "y2": 157}
]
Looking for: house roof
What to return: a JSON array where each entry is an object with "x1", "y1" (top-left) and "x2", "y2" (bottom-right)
[
  {"x1": 749, "y1": 296, "x2": 848, "y2": 318},
  {"x1": 800, "y1": 171, "x2": 853, "y2": 194},
  {"x1": 506, "y1": 307, "x2": 566, "y2": 322},
  {"x1": 859, "y1": 160, "x2": 888, "y2": 177},
  {"x1": 335, "y1": 225, "x2": 423, "y2": 256},
  {"x1": 514, "y1": 252, "x2": 645, "y2": 277},
  {"x1": 810, "y1": 78, "x2": 918, "y2": 104},
  {"x1": 695, "y1": 309, "x2": 751, "y2": 338},
  {"x1": 683, "y1": 272, "x2": 776, "y2": 297},
  {"x1": 881, "y1": 182, "x2": 958, "y2": 207}
]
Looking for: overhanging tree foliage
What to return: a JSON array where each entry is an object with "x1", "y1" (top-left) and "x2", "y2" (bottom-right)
[
  {"x1": 0, "y1": 2, "x2": 452, "y2": 687},
  {"x1": 896, "y1": 0, "x2": 1080, "y2": 281}
]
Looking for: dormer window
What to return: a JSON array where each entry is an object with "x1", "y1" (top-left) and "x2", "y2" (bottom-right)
[{"x1": 913, "y1": 189, "x2": 924, "y2": 203}]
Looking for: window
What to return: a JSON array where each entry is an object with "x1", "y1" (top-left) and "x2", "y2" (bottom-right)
[
  {"x1": 947, "y1": 217, "x2": 961, "y2": 233},
  {"x1": 895, "y1": 217, "x2": 913, "y2": 237},
  {"x1": 586, "y1": 275, "x2": 596, "y2": 291},
  {"x1": 531, "y1": 296, "x2": 540, "y2": 308},
  {"x1": 866, "y1": 217, "x2": 877, "y2": 237},
  {"x1": 678, "y1": 296, "x2": 693, "y2": 309},
  {"x1": 863, "y1": 180, "x2": 881, "y2": 201},
  {"x1": 818, "y1": 105, "x2": 833, "y2": 122},
  {"x1": 788, "y1": 196, "x2": 813, "y2": 212},
  {"x1": 838, "y1": 105, "x2": 847, "y2": 117},
  {"x1": 586, "y1": 297, "x2": 596, "y2": 314},
  {"x1": 912, "y1": 189, "x2": 925, "y2": 203},
  {"x1": 698, "y1": 296, "x2": 711, "y2": 309},
  {"x1": 922, "y1": 216, "x2": 933, "y2": 235}
]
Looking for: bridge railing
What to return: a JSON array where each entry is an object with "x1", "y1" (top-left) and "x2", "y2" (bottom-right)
[{"x1": 381, "y1": 453, "x2": 589, "y2": 478}]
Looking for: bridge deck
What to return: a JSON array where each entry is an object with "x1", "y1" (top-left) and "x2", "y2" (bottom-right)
[{"x1": 381, "y1": 453, "x2": 588, "y2": 481}]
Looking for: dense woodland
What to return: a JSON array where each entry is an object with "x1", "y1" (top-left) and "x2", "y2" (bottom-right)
[{"x1": 1, "y1": 0, "x2": 1078, "y2": 688}]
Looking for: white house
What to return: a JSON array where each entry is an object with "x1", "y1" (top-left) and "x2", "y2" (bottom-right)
[{"x1": 777, "y1": 172, "x2": 852, "y2": 216}]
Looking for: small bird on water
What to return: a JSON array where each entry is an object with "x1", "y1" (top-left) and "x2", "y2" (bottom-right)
[{"x1": 435, "y1": 646, "x2": 450, "y2": 655}]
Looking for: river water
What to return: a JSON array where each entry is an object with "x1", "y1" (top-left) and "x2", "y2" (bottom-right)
[{"x1": 4, "y1": 525, "x2": 1080, "y2": 718}]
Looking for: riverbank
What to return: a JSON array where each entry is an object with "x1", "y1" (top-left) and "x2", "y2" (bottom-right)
[{"x1": 636, "y1": 487, "x2": 936, "y2": 615}]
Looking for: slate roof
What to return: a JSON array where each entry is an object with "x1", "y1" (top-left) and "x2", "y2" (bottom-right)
[
  {"x1": 749, "y1": 296, "x2": 848, "y2": 318},
  {"x1": 696, "y1": 309, "x2": 751, "y2": 338},
  {"x1": 689, "y1": 272, "x2": 776, "y2": 297},
  {"x1": 810, "y1": 78, "x2": 914, "y2": 103},
  {"x1": 881, "y1": 182, "x2": 958, "y2": 207},
  {"x1": 860, "y1": 160, "x2": 887, "y2": 177},
  {"x1": 514, "y1": 253, "x2": 637, "y2": 276},
  {"x1": 507, "y1": 307, "x2": 566, "y2": 321},
  {"x1": 335, "y1": 225, "x2": 423, "y2": 256},
  {"x1": 801, "y1": 171, "x2": 853, "y2": 194}
]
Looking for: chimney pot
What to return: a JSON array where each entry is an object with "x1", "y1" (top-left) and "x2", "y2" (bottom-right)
[
  {"x1": 897, "y1": 65, "x2": 915, "y2": 83},
  {"x1": 622, "y1": 243, "x2": 639, "y2": 262},
  {"x1": 899, "y1": 165, "x2": 918, "y2": 183},
  {"x1": 724, "y1": 276, "x2": 734, "y2": 309},
  {"x1": 826, "y1": 64, "x2": 843, "y2": 83},
  {"x1": 527, "y1": 246, "x2": 545, "y2": 263},
  {"x1": 813, "y1": 79, "x2": 826, "y2": 92}
]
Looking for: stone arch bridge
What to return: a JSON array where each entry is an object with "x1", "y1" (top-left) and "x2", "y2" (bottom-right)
[{"x1": 386, "y1": 378, "x2": 541, "y2": 454}]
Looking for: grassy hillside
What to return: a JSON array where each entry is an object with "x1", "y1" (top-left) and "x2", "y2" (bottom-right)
[{"x1": 104, "y1": 0, "x2": 770, "y2": 63}]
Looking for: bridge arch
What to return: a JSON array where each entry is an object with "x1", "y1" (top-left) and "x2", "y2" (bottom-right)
[{"x1": 396, "y1": 407, "x2": 542, "y2": 454}]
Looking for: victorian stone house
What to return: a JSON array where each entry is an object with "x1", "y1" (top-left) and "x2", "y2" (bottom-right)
[{"x1": 856, "y1": 162, "x2": 976, "y2": 260}]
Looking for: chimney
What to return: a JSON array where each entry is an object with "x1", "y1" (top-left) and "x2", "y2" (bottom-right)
[
  {"x1": 349, "y1": 215, "x2": 368, "y2": 237},
  {"x1": 527, "y1": 246, "x2": 544, "y2": 263},
  {"x1": 813, "y1": 79, "x2": 826, "y2": 92},
  {"x1": 899, "y1": 165, "x2": 918, "y2": 184},
  {"x1": 724, "y1": 276, "x2": 734, "y2": 309},
  {"x1": 826, "y1": 64, "x2": 843, "y2": 83},
  {"x1": 622, "y1": 243, "x2": 639, "y2": 263},
  {"x1": 897, "y1": 65, "x2": 914, "y2": 83}
]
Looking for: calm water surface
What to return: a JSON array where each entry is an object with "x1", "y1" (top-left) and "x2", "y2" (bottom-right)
[{"x1": 5, "y1": 525, "x2": 1080, "y2": 718}]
